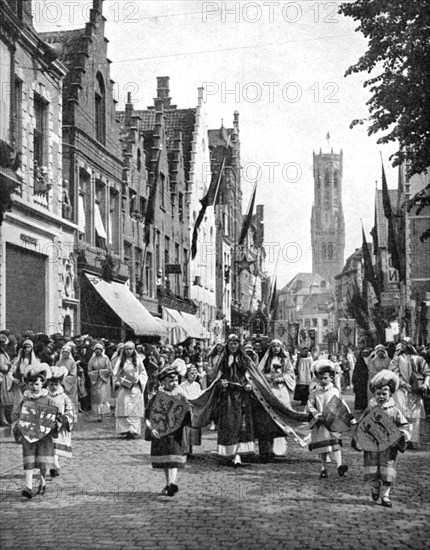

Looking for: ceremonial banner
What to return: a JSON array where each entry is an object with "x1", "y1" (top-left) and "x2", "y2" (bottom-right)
[
  {"x1": 356, "y1": 407, "x2": 402, "y2": 452},
  {"x1": 149, "y1": 392, "x2": 190, "y2": 437},
  {"x1": 19, "y1": 401, "x2": 59, "y2": 443},
  {"x1": 321, "y1": 395, "x2": 353, "y2": 433}
]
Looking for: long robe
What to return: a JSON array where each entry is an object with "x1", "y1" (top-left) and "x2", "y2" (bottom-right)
[
  {"x1": 114, "y1": 357, "x2": 148, "y2": 435},
  {"x1": 191, "y1": 355, "x2": 309, "y2": 458},
  {"x1": 389, "y1": 352, "x2": 430, "y2": 443},
  {"x1": 88, "y1": 354, "x2": 112, "y2": 413}
]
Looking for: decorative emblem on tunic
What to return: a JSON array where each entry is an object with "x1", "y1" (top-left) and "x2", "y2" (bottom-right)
[
  {"x1": 149, "y1": 392, "x2": 190, "y2": 437},
  {"x1": 19, "y1": 401, "x2": 59, "y2": 443}
]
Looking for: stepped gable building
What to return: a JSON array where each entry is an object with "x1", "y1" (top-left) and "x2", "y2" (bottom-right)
[
  {"x1": 311, "y1": 146, "x2": 345, "y2": 282},
  {"x1": 118, "y1": 77, "x2": 211, "y2": 344},
  {"x1": 41, "y1": 0, "x2": 164, "y2": 341},
  {"x1": 0, "y1": 0, "x2": 78, "y2": 336}
]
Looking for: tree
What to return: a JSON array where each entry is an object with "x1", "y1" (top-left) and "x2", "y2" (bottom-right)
[{"x1": 339, "y1": 0, "x2": 430, "y2": 177}]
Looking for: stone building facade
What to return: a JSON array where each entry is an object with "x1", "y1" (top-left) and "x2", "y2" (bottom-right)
[
  {"x1": 311, "y1": 148, "x2": 345, "y2": 282},
  {"x1": 0, "y1": 0, "x2": 78, "y2": 336}
]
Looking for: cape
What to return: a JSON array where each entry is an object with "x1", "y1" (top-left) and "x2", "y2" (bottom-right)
[{"x1": 190, "y1": 360, "x2": 310, "y2": 446}]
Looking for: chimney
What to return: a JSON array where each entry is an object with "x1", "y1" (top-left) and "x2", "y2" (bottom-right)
[
  {"x1": 125, "y1": 92, "x2": 134, "y2": 125},
  {"x1": 157, "y1": 76, "x2": 171, "y2": 108}
]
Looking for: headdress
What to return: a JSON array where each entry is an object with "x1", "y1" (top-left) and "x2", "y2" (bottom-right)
[
  {"x1": 24, "y1": 363, "x2": 52, "y2": 381},
  {"x1": 227, "y1": 334, "x2": 240, "y2": 343},
  {"x1": 369, "y1": 369, "x2": 399, "y2": 393},
  {"x1": 22, "y1": 339, "x2": 34, "y2": 349},
  {"x1": 50, "y1": 366, "x2": 68, "y2": 380},
  {"x1": 313, "y1": 359, "x2": 336, "y2": 375},
  {"x1": 61, "y1": 345, "x2": 72, "y2": 353},
  {"x1": 93, "y1": 342, "x2": 104, "y2": 351},
  {"x1": 158, "y1": 359, "x2": 186, "y2": 381}
]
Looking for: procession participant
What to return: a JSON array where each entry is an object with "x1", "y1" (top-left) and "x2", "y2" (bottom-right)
[
  {"x1": 55, "y1": 345, "x2": 79, "y2": 422},
  {"x1": 10, "y1": 340, "x2": 39, "y2": 406},
  {"x1": 389, "y1": 338, "x2": 430, "y2": 449},
  {"x1": 12, "y1": 363, "x2": 58, "y2": 499},
  {"x1": 307, "y1": 361, "x2": 352, "y2": 479},
  {"x1": 180, "y1": 364, "x2": 202, "y2": 457},
  {"x1": 244, "y1": 343, "x2": 260, "y2": 366},
  {"x1": 352, "y1": 348, "x2": 371, "y2": 412},
  {"x1": 87, "y1": 342, "x2": 112, "y2": 422},
  {"x1": 367, "y1": 345, "x2": 390, "y2": 401},
  {"x1": 0, "y1": 334, "x2": 13, "y2": 425},
  {"x1": 145, "y1": 363, "x2": 189, "y2": 496},
  {"x1": 253, "y1": 341, "x2": 265, "y2": 362},
  {"x1": 191, "y1": 334, "x2": 309, "y2": 468},
  {"x1": 113, "y1": 341, "x2": 148, "y2": 439},
  {"x1": 143, "y1": 344, "x2": 161, "y2": 401},
  {"x1": 258, "y1": 339, "x2": 296, "y2": 461},
  {"x1": 351, "y1": 370, "x2": 410, "y2": 508},
  {"x1": 206, "y1": 340, "x2": 225, "y2": 386},
  {"x1": 294, "y1": 347, "x2": 314, "y2": 405},
  {"x1": 47, "y1": 366, "x2": 74, "y2": 477}
]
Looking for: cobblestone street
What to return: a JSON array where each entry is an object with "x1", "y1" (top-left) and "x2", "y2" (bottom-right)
[{"x1": 1, "y1": 392, "x2": 429, "y2": 550}]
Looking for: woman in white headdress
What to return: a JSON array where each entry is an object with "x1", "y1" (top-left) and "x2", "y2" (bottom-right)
[
  {"x1": 55, "y1": 345, "x2": 78, "y2": 423},
  {"x1": 389, "y1": 338, "x2": 430, "y2": 448},
  {"x1": 113, "y1": 342, "x2": 148, "y2": 439},
  {"x1": 88, "y1": 342, "x2": 112, "y2": 421}
]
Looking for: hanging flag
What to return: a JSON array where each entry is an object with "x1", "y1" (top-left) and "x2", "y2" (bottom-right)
[
  {"x1": 381, "y1": 161, "x2": 403, "y2": 281},
  {"x1": 191, "y1": 136, "x2": 231, "y2": 259},
  {"x1": 144, "y1": 147, "x2": 162, "y2": 246},
  {"x1": 269, "y1": 279, "x2": 278, "y2": 316},
  {"x1": 238, "y1": 181, "x2": 257, "y2": 246},
  {"x1": 361, "y1": 225, "x2": 379, "y2": 299},
  {"x1": 370, "y1": 203, "x2": 378, "y2": 256}
]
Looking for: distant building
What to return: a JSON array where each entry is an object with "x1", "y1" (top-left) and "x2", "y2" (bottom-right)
[
  {"x1": 0, "y1": 0, "x2": 78, "y2": 335},
  {"x1": 311, "y1": 147, "x2": 345, "y2": 282},
  {"x1": 208, "y1": 115, "x2": 242, "y2": 336},
  {"x1": 274, "y1": 273, "x2": 333, "y2": 351}
]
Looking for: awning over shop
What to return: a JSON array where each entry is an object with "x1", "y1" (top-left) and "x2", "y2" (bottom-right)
[
  {"x1": 85, "y1": 273, "x2": 167, "y2": 337},
  {"x1": 180, "y1": 311, "x2": 206, "y2": 340},
  {"x1": 162, "y1": 308, "x2": 206, "y2": 343}
]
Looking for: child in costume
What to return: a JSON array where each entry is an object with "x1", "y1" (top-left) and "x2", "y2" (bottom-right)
[
  {"x1": 307, "y1": 361, "x2": 352, "y2": 478},
  {"x1": 145, "y1": 362, "x2": 189, "y2": 497},
  {"x1": 11, "y1": 364, "x2": 59, "y2": 499},
  {"x1": 180, "y1": 364, "x2": 202, "y2": 457},
  {"x1": 351, "y1": 369, "x2": 410, "y2": 508},
  {"x1": 48, "y1": 366, "x2": 75, "y2": 477}
]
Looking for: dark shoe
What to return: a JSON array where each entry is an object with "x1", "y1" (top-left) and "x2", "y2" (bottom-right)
[
  {"x1": 381, "y1": 497, "x2": 392, "y2": 508},
  {"x1": 167, "y1": 484, "x2": 178, "y2": 497},
  {"x1": 319, "y1": 469, "x2": 328, "y2": 479},
  {"x1": 21, "y1": 487, "x2": 33, "y2": 499},
  {"x1": 371, "y1": 485, "x2": 380, "y2": 502},
  {"x1": 125, "y1": 432, "x2": 136, "y2": 440},
  {"x1": 37, "y1": 484, "x2": 46, "y2": 496},
  {"x1": 161, "y1": 485, "x2": 169, "y2": 495},
  {"x1": 50, "y1": 468, "x2": 60, "y2": 477},
  {"x1": 338, "y1": 465, "x2": 348, "y2": 477}
]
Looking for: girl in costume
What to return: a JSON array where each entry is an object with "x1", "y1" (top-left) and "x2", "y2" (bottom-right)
[
  {"x1": 351, "y1": 370, "x2": 410, "y2": 508},
  {"x1": 113, "y1": 341, "x2": 147, "y2": 439},
  {"x1": 55, "y1": 345, "x2": 79, "y2": 422},
  {"x1": 180, "y1": 364, "x2": 202, "y2": 457},
  {"x1": 146, "y1": 362, "x2": 189, "y2": 496},
  {"x1": 258, "y1": 339, "x2": 296, "y2": 460},
  {"x1": 12, "y1": 364, "x2": 58, "y2": 499},
  {"x1": 87, "y1": 342, "x2": 112, "y2": 421},
  {"x1": 307, "y1": 361, "x2": 352, "y2": 479},
  {"x1": 47, "y1": 366, "x2": 74, "y2": 477}
]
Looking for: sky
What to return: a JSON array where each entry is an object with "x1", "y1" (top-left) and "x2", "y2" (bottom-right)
[{"x1": 34, "y1": 0, "x2": 399, "y2": 288}]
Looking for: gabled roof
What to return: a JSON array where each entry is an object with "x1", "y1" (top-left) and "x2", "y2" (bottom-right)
[
  {"x1": 278, "y1": 272, "x2": 328, "y2": 296},
  {"x1": 375, "y1": 189, "x2": 397, "y2": 248},
  {"x1": 299, "y1": 292, "x2": 333, "y2": 315},
  {"x1": 118, "y1": 107, "x2": 196, "y2": 180}
]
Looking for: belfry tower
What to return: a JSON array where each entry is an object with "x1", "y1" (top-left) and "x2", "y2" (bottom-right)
[{"x1": 311, "y1": 142, "x2": 345, "y2": 282}]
